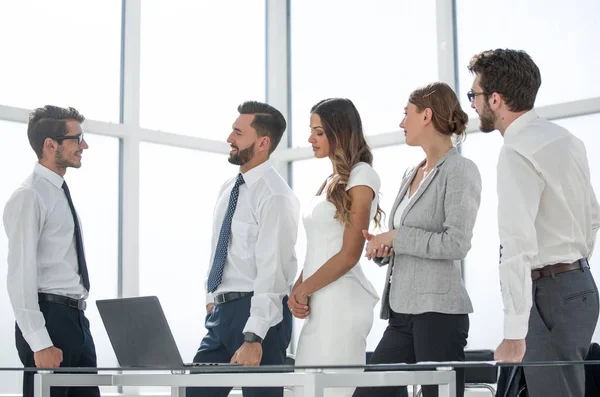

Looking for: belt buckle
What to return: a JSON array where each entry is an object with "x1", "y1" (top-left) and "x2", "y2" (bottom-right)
[
  {"x1": 78, "y1": 300, "x2": 87, "y2": 311},
  {"x1": 214, "y1": 294, "x2": 225, "y2": 305}
]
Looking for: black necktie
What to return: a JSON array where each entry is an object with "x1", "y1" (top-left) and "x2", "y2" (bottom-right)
[
  {"x1": 62, "y1": 181, "x2": 90, "y2": 292},
  {"x1": 207, "y1": 173, "x2": 245, "y2": 292}
]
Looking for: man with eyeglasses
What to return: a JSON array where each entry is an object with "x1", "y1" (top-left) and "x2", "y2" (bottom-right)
[
  {"x1": 3, "y1": 105, "x2": 98, "y2": 397},
  {"x1": 468, "y1": 49, "x2": 599, "y2": 397}
]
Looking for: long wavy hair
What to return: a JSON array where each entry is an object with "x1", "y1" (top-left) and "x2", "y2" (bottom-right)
[{"x1": 311, "y1": 98, "x2": 383, "y2": 228}]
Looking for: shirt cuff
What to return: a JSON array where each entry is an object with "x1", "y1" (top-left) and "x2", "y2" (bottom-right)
[
  {"x1": 242, "y1": 316, "x2": 271, "y2": 340},
  {"x1": 504, "y1": 313, "x2": 530, "y2": 340},
  {"x1": 24, "y1": 327, "x2": 53, "y2": 353}
]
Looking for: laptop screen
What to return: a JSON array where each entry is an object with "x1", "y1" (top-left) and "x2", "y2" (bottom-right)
[{"x1": 96, "y1": 296, "x2": 184, "y2": 367}]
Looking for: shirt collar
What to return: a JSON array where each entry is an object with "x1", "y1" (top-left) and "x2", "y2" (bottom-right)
[
  {"x1": 34, "y1": 162, "x2": 64, "y2": 189},
  {"x1": 240, "y1": 160, "x2": 272, "y2": 188},
  {"x1": 503, "y1": 109, "x2": 538, "y2": 142}
]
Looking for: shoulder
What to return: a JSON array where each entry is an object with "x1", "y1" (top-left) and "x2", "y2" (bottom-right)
[
  {"x1": 348, "y1": 162, "x2": 380, "y2": 191},
  {"x1": 443, "y1": 153, "x2": 481, "y2": 186},
  {"x1": 259, "y1": 167, "x2": 299, "y2": 207},
  {"x1": 4, "y1": 184, "x2": 44, "y2": 222}
]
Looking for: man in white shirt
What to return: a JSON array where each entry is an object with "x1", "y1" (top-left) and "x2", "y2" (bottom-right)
[
  {"x1": 468, "y1": 49, "x2": 600, "y2": 397},
  {"x1": 3, "y1": 105, "x2": 99, "y2": 397},
  {"x1": 188, "y1": 101, "x2": 299, "y2": 397}
]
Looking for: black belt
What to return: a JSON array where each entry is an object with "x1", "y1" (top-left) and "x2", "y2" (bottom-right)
[
  {"x1": 214, "y1": 291, "x2": 253, "y2": 305},
  {"x1": 38, "y1": 293, "x2": 87, "y2": 311},
  {"x1": 532, "y1": 258, "x2": 589, "y2": 281}
]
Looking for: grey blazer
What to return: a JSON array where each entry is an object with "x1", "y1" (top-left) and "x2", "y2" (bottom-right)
[{"x1": 378, "y1": 147, "x2": 482, "y2": 319}]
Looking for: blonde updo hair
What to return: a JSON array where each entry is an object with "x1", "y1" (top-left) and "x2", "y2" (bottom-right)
[{"x1": 408, "y1": 82, "x2": 469, "y2": 145}]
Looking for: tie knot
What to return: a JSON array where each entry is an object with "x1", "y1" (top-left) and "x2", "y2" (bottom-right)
[{"x1": 236, "y1": 173, "x2": 245, "y2": 187}]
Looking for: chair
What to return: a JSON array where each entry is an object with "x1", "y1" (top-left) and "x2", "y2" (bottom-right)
[{"x1": 585, "y1": 342, "x2": 600, "y2": 397}]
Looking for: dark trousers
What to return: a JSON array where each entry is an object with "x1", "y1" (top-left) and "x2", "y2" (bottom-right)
[
  {"x1": 15, "y1": 301, "x2": 100, "y2": 397},
  {"x1": 523, "y1": 266, "x2": 599, "y2": 397},
  {"x1": 188, "y1": 296, "x2": 292, "y2": 397},
  {"x1": 353, "y1": 311, "x2": 469, "y2": 397}
]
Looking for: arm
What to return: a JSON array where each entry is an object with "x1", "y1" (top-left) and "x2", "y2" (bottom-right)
[
  {"x1": 4, "y1": 189, "x2": 53, "y2": 352},
  {"x1": 391, "y1": 159, "x2": 482, "y2": 260},
  {"x1": 242, "y1": 194, "x2": 300, "y2": 339},
  {"x1": 292, "y1": 271, "x2": 303, "y2": 291},
  {"x1": 294, "y1": 185, "x2": 373, "y2": 299},
  {"x1": 589, "y1": 186, "x2": 600, "y2": 260},
  {"x1": 497, "y1": 147, "x2": 544, "y2": 340}
]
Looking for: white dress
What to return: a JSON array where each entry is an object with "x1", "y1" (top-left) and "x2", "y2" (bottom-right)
[{"x1": 294, "y1": 162, "x2": 380, "y2": 397}]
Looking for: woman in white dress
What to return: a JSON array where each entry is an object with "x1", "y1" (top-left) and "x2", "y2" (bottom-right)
[{"x1": 288, "y1": 98, "x2": 382, "y2": 397}]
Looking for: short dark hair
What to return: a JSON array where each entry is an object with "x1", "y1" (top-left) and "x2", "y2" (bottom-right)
[
  {"x1": 27, "y1": 105, "x2": 85, "y2": 159},
  {"x1": 237, "y1": 101, "x2": 286, "y2": 154},
  {"x1": 468, "y1": 49, "x2": 541, "y2": 112}
]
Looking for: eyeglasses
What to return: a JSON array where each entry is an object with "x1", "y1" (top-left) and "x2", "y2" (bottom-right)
[
  {"x1": 55, "y1": 133, "x2": 84, "y2": 145},
  {"x1": 467, "y1": 89, "x2": 493, "y2": 102}
]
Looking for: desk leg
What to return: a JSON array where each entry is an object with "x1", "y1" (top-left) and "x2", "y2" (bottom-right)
[
  {"x1": 436, "y1": 367, "x2": 456, "y2": 397},
  {"x1": 34, "y1": 373, "x2": 52, "y2": 397},
  {"x1": 302, "y1": 372, "x2": 324, "y2": 397},
  {"x1": 171, "y1": 386, "x2": 186, "y2": 397},
  {"x1": 437, "y1": 377, "x2": 456, "y2": 397}
]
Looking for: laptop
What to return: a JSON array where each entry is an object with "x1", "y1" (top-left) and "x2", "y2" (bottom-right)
[{"x1": 97, "y1": 296, "x2": 231, "y2": 368}]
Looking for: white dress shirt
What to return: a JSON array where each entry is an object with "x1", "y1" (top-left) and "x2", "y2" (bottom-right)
[
  {"x1": 3, "y1": 163, "x2": 88, "y2": 352},
  {"x1": 205, "y1": 161, "x2": 300, "y2": 339},
  {"x1": 497, "y1": 109, "x2": 600, "y2": 339}
]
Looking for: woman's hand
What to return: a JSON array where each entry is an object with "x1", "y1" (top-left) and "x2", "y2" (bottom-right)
[
  {"x1": 288, "y1": 284, "x2": 310, "y2": 319},
  {"x1": 363, "y1": 230, "x2": 396, "y2": 260}
]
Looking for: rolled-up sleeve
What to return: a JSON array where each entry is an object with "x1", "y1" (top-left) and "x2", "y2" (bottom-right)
[
  {"x1": 243, "y1": 194, "x2": 299, "y2": 339},
  {"x1": 392, "y1": 159, "x2": 482, "y2": 260},
  {"x1": 4, "y1": 188, "x2": 53, "y2": 352},
  {"x1": 497, "y1": 147, "x2": 544, "y2": 340}
]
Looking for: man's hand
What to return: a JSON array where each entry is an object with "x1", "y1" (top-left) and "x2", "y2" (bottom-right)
[
  {"x1": 34, "y1": 346, "x2": 63, "y2": 368},
  {"x1": 231, "y1": 342, "x2": 262, "y2": 366},
  {"x1": 206, "y1": 303, "x2": 215, "y2": 315},
  {"x1": 495, "y1": 339, "x2": 526, "y2": 362}
]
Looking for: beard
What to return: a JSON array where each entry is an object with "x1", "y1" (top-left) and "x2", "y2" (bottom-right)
[
  {"x1": 478, "y1": 100, "x2": 497, "y2": 133},
  {"x1": 55, "y1": 145, "x2": 80, "y2": 169},
  {"x1": 228, "y1": 142, "x2": 255, "y2": 166}
]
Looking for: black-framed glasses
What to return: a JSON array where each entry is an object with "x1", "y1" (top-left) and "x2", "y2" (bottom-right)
[
  {"x1": 55, "y1": 133, "x2": 84, "y2": 145},
  {"x1": 467, "y1": 89, "x2": 493, "y2": 102}
]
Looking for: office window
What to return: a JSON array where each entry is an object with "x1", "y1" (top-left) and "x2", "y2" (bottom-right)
[
  {"x1": 456, "y1": 0, "x2": 600, "y2": 116},
  {"x1": 66, "y1": 134, "x2": 120, "y2": 376},
  {"x1": 0, "y1": 122, "x2": 119, "y2": 393},
  {"x1": 460, "y1": 132, "x2": 504, "y2": 349},
  {"x1": 139, "y1": 143, "x2": 233, "y2": 376},
  {"x1": 0, "y1": 0, "x2": 121, "y2": 122},
  {"x1": 290, "y1": 143, "x2": 425, "y2": 351},
  {"x1": 290, "y1": 0, "x2": 438, "y2": 147},
  {"x1": 140, "y1": 0, "x2": 266, "y2": 138},
  {"x1": 0, "y1": 122, "x2": 37, "y2": 394},
  {"x1": 289, "y1": 157, "x2": 332, "y2": 351}
]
